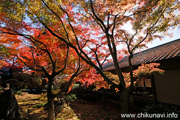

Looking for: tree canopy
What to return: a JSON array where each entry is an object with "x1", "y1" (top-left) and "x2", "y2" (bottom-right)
[{"x1": 0, "y1": 0, "x2": 179, "y2": 119}]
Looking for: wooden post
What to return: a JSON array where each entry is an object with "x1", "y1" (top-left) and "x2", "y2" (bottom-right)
[{"x1": 151, "y1": 74, "x2": 157, "y2": 102}]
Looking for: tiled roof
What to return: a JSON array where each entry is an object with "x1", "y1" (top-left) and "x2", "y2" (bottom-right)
[{"x1": 103, "y1": 39, "x2": 180, "y2": 71}]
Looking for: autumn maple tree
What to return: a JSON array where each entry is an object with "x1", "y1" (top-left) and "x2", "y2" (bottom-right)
[
  {"x1": 69, "y1": 0, "x2": 179, "y2": 113},
  {"x1": 0, "y1": 25, "x2": 88, "y2": 120},
  {"x1": 0, "y1": 0, "x2": 180, "y2": 119}
]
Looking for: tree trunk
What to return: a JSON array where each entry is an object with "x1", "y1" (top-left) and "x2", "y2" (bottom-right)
[
  {"x1": 0, "y1": 89, "x2": 20, "y2": 120},
  {"x1": 120, "y1": 88, "x2": 129, "y2": 120},
  {"x1": 102, "y1": 88, "x2": 107, "y2": 111},
  {"x1": 128, "y1": 54, "x2": 134, "y2": 92},
  {"x1": 47, "y1": 79, "x2": 55, "y2": 120},
  {"x1": 47, "y1": 96, "x2": 55, "y2": 120},
  {"x1": 120, "y1": 88, "x2": 129, "y2": 113}
]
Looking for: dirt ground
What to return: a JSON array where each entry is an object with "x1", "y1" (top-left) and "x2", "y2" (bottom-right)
[
  {"x1": 16, "y1": 92, "x2": 144, "y2": 120},
  {"x1": 69, "y1": 99, "x2": 123, "y2": 120},
  {"x1": 16, "y1": 92, "x2": 48, "y2": 120}
]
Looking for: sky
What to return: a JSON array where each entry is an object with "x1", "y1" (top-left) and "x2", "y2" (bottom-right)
[
  {"x1": 147, "y1": 27, "x2": 180, "y2": 48},
  {"x1": 118, "y1": 22, "x2": 180, "y2": 52}
]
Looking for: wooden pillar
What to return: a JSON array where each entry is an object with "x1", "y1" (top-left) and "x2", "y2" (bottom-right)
[{"x1": 151, "y1": 74, "x2": 157, "y2": 102}]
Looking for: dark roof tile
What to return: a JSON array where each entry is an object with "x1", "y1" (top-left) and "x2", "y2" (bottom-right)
[{"x1": 103, "y1": 39, "x2": 180, "y2": 71}]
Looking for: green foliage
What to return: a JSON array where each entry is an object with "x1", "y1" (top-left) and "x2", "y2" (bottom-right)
[
  {"x1": 35, "y1": 102, "x2": 47, "y2": 108},
  {"x1": 15, "y1": 90, "x2": 22, "y2": 95},
  {"x1": 72, "y1": 84, "x2": 80, "y2": 89},
  {"x1": 64, "y1": 94, "x2": 77, "y2": 104},
  {"x1": 0, "y1": 45, "x2": 10, "y2": 55}
]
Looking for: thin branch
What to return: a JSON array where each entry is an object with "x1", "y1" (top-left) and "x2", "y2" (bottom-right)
[
  {"x1": 41, "y1": 0, "x2": 71, "y2": 43},
  {"x1": 1, "y1": 30, "x2": 56, "y2": 74},
  {"x1": 59, "y1": 6, "x2": 93, "y2": 63},
  {"x1": 91, "y1": 15, "x2": 106, "y2": 32},
  {"x1": 54, "y1": 56, "x2": 81, "y2": 98},
  {"x1": 111, "y1": 14, "x2": 118, "y2": 36},
  {"x1": 29, "y1": 47, "x2": 42, "y2": 68},
  {"x1": 101, "y1": 53, "x2": 110, "y2": 66},
  {"x1": 54, "y1": 45, "x2": 69, "y2": 76},
  {"x1": 109, "y1": 10, "x2": 126, "y2": 29},
  {"x1": 30, "y1": 4, "x2": 118, "y2": 87},
  {"x1": 129, "y1": 21, "x2": 142, "y2": 46},
  {"x1": 89, "y1": 0, "x2": 107, "y2": 30},
  {"x1": 15, "y1": 55, "x2": 42, "y2": 72},
  {"x1": 131, "y1": 5, "x2": 168, "y2": 52},
  {"x1": 87, "y1": 45, "x2": 102, "y2": 70},
  {"x1": 107, "y1": 12, "x2": 110, "y2": 29}
]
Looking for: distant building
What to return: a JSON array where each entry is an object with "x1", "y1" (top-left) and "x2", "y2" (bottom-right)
[{"x1": 103, "y1": 39, "x2": 180, "y2": 106}]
